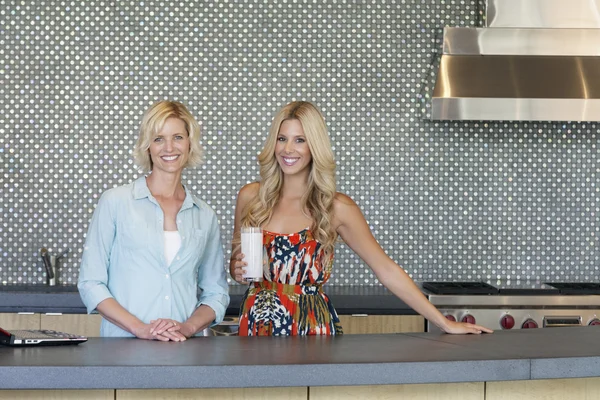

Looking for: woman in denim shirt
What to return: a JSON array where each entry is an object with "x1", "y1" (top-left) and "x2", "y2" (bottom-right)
[{"x1": 78, "y1": 101, "x2": 229, "y2": 340}]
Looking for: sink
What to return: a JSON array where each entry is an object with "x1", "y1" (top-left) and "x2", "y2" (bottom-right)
[{"x1": 202, "y1": 316, "x2": 239, "y2": 336}]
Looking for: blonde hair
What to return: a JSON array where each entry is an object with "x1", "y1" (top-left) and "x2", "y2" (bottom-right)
[
  {"x1": 133, "y1": 100, "x2": 203, "y2": 172},
  {"x1": 241, "y1": 101, "x2": 338, "y2": 256}
]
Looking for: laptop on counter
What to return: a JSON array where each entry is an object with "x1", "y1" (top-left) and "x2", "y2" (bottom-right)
[{"x1": 0, "y1": 326, "x2": 87, "y2": 346}]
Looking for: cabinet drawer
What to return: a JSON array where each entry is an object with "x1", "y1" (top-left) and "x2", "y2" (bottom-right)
[
  {"x1": 40, "y1": 314, "x2": 102, "y2": 337},
  {"x1": 338, "y1": 315, "x2": 425, "y2": 334}
]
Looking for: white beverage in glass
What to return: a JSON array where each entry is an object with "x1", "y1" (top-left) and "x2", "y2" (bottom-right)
[{"x1": 241, "y1": 227, "x2": 264, "y2": 282}]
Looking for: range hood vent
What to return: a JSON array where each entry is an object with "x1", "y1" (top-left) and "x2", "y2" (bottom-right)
[{"x1": 431, "y1": 0, "x2": 600, "y2": 121}]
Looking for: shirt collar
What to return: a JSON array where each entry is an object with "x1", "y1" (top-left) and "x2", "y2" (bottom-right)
[
  {"x1": 133, "y1": 176, "x2": 152, "y2": 200},
  {"x1": 132, "y1": 176, "x2": 202, "y2": 210}
]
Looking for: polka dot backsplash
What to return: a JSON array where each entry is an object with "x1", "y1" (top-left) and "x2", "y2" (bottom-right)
[{"x1": 0, "y1": 1, "x2": 598, "y2": 286}]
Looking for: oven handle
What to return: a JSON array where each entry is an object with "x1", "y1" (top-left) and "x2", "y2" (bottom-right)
[{"x1": 543, "y1": 316, "x2": 582, "y2": 327}]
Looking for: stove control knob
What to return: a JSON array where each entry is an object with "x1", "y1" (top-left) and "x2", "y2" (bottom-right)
[
  {"x1": 522, "y1": 319, "x2": 538, "y2": 329},
  {"x1": 500, "y1": 314, "x2": 515, "y2": 330},
  {"x1": 589, "y1": 319, "x2": 600, "y2": 326},
  {"x1": 461, "y1": 314, "x2": 476, "y2": 324},
  {"x1": 444, "y1": 314, "x2": 456, "y2": 322}
]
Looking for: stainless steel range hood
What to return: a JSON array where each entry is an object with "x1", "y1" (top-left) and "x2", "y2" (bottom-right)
[{"x1": 431, "y1": 0, "x2": 600, "y2": 121}]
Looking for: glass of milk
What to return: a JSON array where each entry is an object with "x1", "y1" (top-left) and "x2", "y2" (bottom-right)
[{"x1": 241, "y1": 227, "x2": 264, "y2": 282}]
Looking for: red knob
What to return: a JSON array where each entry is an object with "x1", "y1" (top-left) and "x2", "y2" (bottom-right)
[
  {"x1": 522, "y1": 319, "x2": 538, "y2": 329},
  {"x1": 445, "y1": 314, "x2": 456, "y2": 322},
  {"x1": 461, "y1": 314, "x2": 476, "y2": 324},
  {"x1": 589, "y1": 319, "x2": 600, "y2": 326},
  {"x1": 500, "y1": 314, "x2": 515, "y2": 330}
]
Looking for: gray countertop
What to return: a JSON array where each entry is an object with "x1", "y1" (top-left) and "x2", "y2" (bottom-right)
[
  {"x1": 0, "y1": 284, "x2": 415, "y2": 315},
  {"x1": 1, "y1": 326, "x2": 600, "y2": 389}
]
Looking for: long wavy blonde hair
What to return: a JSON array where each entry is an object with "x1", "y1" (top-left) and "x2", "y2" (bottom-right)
[{"x1": 241, "y1": 101, "x2": 338, "y2": 257}]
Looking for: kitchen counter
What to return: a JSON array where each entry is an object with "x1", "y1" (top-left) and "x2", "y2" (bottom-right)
[
  {"x1": 0, "y1": 284, "x2": 415, "y2": 315},
  {"x1": 1, "y1": 326, "x2": 600, "y2": 389}
]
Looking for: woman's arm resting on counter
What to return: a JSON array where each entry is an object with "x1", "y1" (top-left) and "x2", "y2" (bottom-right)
[
  {"x1": 173, "y1": 305, "x2": 216, "y2": 337},
  {"x1": 151, "y1": 304, "x2": 216, "y2": 339},
  {"x1": 96, "y1": 298, "x2": 185, "y2": 341},
  {"x1": 333, "y1": 193, "x2": 493, "y2": 335}
]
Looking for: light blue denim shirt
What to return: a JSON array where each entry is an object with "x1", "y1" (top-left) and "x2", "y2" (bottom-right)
[{"x1": 78, "y1": 176, "x2": 230, "y2": 337}]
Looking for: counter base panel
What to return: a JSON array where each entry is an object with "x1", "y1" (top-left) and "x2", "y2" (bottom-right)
[{"x1": 2, "y1": 379, "x2": 600, "y2": 400}]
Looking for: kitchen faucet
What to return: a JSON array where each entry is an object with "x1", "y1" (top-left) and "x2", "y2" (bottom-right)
[{"x1": 40, "y1": 247, "x2": 70, "y2": 286}]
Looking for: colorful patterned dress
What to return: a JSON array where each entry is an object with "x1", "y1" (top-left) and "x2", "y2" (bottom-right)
[{"x1": 238, "y1": 228, "x2": 343, "y2": 336}]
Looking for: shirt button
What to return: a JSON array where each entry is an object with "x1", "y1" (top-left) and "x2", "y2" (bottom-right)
[
  {"x1": 165, "y1": 274, "x2": 170, "y2": 279},
  {"x1": 177, "y1": 220, "x2": 181, "y2": 224},
  {"x1": 165, "y1": 295, "x2": 170, "y2": 300},
  {"x1": 181, "y1": 236, "x2": 185, "y2": 240},
  {"x1": 176, "y1": 256, "x2": 180, "y2": 260}
]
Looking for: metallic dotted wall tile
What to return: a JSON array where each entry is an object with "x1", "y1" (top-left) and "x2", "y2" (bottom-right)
[{"x1": 0, "y1": 1, "x2": 598, "y2": 286}]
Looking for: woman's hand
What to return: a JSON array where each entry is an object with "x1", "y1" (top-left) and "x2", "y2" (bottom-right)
[
  {"x1": 131, "y1": 323, "x2": 172, "y2": 341},
  {"x1": 230, "y1": 253, "x2": 249, "y2": 284},
  {"x1": 169, "y1": 321, "x2": 197, "y2": 338},
  {"x1": 440, "y1": 320, "x2": 493, "y2": 335},
  {"x1": 149, "y1": 318, "x2": 188, "y2": 341}
]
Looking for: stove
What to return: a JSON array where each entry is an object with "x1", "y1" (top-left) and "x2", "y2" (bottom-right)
[{"x1": 422, "y1": 281, "x2": 600, "y2": 332}]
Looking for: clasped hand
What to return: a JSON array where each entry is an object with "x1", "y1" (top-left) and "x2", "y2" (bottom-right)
[{"x1": 136, "y1": 318, "x2": 191, "y2": 341}]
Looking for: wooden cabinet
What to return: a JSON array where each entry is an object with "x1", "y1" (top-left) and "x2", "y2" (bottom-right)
[
  {"x1": 1, "y1": 312, "x2": 422, "y2": 336},
  {"x1": 0, "y1": 313, "x2": 40, "y2": 330},
  {"x1": 311, "y1": 383, "x2": 484, "y2": 400},
  {"x1": 0, "y1": 390, "x2": 113, "y2": 400},
  {"x1": 40, "y1": 313, "x2": 102, "y2": 337},
  {"x1": 487, "y1": 377, "x2": 600, "y2": 400},
  {"x1": 4, "y1": 379, "x2": 600, "y2": 400},
  {"x1": 337, "y1": 315, "x2": 425, "y2": 334},
  {"x1": 117, "y1": 387, "x2": 307, "y2": 400},
  {"x1": 0, "y1": 313, "x2": 101, "y2": 336}
]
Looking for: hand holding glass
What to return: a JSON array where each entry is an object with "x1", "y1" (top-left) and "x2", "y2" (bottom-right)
[{"x1": 241, "y1": 227, "x2": 264, "y2": 282}]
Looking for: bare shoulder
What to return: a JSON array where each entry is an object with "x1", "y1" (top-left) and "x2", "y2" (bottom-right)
[
  {"x1": 333, "y1": 192, "x2": 359, "y2": 209},
  {"x1": 236, "y1": 182, "x2": 260, "y2": 207},
  {"x1": 333, "y1": 192, "x2": 362, "y2": 227},
  {"x1": 238, "y1": 182, "x2": 259, "y2": 200}
]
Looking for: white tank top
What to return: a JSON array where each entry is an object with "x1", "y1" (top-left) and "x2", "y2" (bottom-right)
[{"x1": 163, "y1": 230, "x2": 182, "y2": 266}]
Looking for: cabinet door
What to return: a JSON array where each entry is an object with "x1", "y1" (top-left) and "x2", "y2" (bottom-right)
[
  {"x1": 118, "y1": 387, "x2": 307, "y2": 400},
  {"x1": 312, "y1": 382, "x2": 484, "y2": 400},
  {"x1": 40, "y1": 314, "x2": 102, "y2": 337},
  {"x1": 0, "y1": 390, "x2": 113, "y2": 399},
  {"x1": 486, "y1": 377, "x2": 600, "y2": 400},
  {"x1": 337, "y1": 315, "x2": 425, "y2": 334},
  {"x1": 0, "y1": 313, "x2": 40, "y2": 330}
]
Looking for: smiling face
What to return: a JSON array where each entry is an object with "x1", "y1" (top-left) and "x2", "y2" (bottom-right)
[
  {"x1": 275, "y1": 118, "x2": 313, "y2": 178},
  {"x1": 148, "y1": 117, "x2": 190, "y2": 175}
]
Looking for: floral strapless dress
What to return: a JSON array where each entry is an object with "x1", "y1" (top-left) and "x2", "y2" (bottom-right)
[{"x1": 238, "y1": 228, "x2": 343, "y2": 336}]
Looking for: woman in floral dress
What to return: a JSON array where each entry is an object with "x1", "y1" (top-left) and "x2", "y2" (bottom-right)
[{"x1": 230, "y1": 101, "x2": 492, "y2": 336}]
